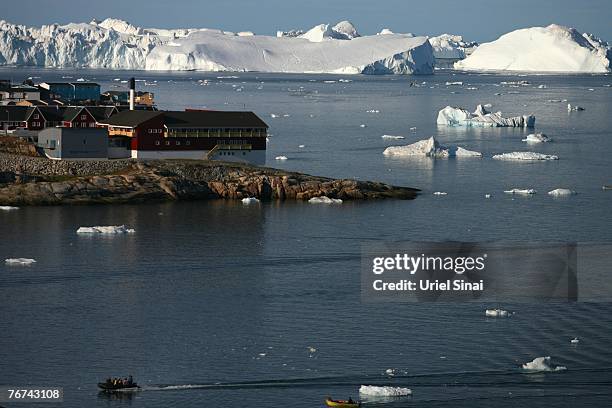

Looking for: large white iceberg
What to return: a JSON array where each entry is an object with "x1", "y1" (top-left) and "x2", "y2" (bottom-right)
[
  {"x1": 383, "y1": 136, "x2": 481, "y2": 158},
  {"x1": 437, "y1": 105, "x2": 535, "y2": 128},
  {"x1": 359, "y1": 385, "x2": 412, "y2": 397},
  {"x1": 455, "y1": 24, "x2": 611, "y2": 73},
  {"x1": 548, "y1": 188, "x2": 576, "y2": 196},
  {"x1": 428, "y1": 34, "x2": 477, "y2": 59},
  {"x1": 76, "y1": 225, "x2": 135, "y2": 234},
  {"x1": 493, "y1": 152, "x2": 559, "y2": 161},
  {"x1": 521, "y1": 356, "x2": 567, "y2": 372},
  {"x1": 0, "y1": 18, "x2": 434, "y2": 74}
]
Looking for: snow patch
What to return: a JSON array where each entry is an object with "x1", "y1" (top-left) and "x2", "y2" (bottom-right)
[{"x1": 504, "y1": 188, "x2": 537, "y2": 195}]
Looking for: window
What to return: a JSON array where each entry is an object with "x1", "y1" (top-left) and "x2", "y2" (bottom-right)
[
  {"x1": 186, "y1": 141, "x2": 191, "y2": 146},
  {"x1": 33, "y1": 114, "x2": 39, "y2": 119},
  {"x1": 155, "y1": 141, "x2": 160, "y2": 146},
  {"x1": 176, "y1": 141, "x2": 181, "y2": 146},
  {"x1": 165, "y1": 141, "x2": 170, "y2": 146},
  {"x1": 81, "y1": 114, "x2": 87, "y2": 120}
]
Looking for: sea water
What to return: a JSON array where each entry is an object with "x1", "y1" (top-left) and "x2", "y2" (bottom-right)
[{"x1": 1, "y1": 67, "x2": 611, "y2": 407}]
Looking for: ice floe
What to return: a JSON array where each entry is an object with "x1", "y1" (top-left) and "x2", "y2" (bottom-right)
[
  {"x1": 385, "y1": 368, "x2": 396, "y2": 376},
  {"x1": 381, "y1": 135, "x2": 405, "y2": 139},
  {"x1": 571, "y1": 337, "x2": 580, "y2": 344},
  {"x1": 383, "y1": 136, "x2": 482, "y2": 158},
  {"x1": 493, "y1": 152, "x2": 558, "y2": 161},
  {"x1": 0, "y1": 206, "x2": 19, "y2": 211},
  {"x1": 308, "y1": 196, "x2": 343, "y2": 204},
  {"x1": 521, "y1": 356, "x2": 567, "y2": 372},
  {"x1": 548, "y1": 188, "x2": 576, "y2": 196},
  {"x1": 567, "y1": 103, "x2": 585, "y2": 111},
  {"x1": 76, "y1": 225, "x2": 135, "y2": 234},
  {"x1": 504, "y1": 188, "x2": 537, "y2": 195},
  {"x1": 522, "y1": 133, "x2": 551, "y2": 143},
  {"x1": 275, "y1": 156, "x2": 288, "y2": 160},
  {"x1": 4, "y1": 258, "x2": 36, "y2": 265},
  {"x1": 455, "y1": 24, "x2": 611, "y2": 73},
  {"x1": 433, "y1": 191, "x2": 448, "y2": 196},
  {"x1": 437, "y1": 105, "x2": 535, "y2": 128},
  {"x1": 241, "y1": 197, "x2": 260, "y2": 204},
  {"x1": 359, "y1": 385, "x2": 412, "y2": 397},
  {"x1": 485, "y1": 308, "x2": 512, "y2": 317}
]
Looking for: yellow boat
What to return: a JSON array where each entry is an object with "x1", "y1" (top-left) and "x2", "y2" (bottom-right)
[{"x1": 325, "y1": 397, "x2": 360, "y2": 408}]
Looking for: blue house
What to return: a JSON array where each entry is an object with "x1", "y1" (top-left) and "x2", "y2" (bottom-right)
[{"x1": 38, "y1": 82, "x2": 100, "y2": 102}]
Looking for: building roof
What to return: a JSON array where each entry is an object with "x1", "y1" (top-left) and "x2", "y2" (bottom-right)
[
  {"x1": 99, "y1": 110, "x2": 163, "y2": 127},
  {"x1": 0, "y1": 106, "x2": 34, "y2": 122},
  {"x1": 38, "y1": 106, "x2": 67, "y2": 122},
  {"x1": 164, "y1": 111, "x2": 268, "y2": 129},
  {"x1": 39, "y1": 82, "x2": 100, "y2": 87},
  {"x1": 99, "y1": 109, "x2": 268, "y2": 129},
  {"x1": 86, "y1": 106, "x2": 118, "y2": 121}
]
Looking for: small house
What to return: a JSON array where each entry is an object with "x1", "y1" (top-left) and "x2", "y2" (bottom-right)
[{"x1": 38, "y1": 128, "x2": 108, "y2": 160}]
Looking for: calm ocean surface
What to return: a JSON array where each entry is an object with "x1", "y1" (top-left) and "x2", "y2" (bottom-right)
[{"x1": 1, "y1": 68, "x2": 611, "y2": 407}]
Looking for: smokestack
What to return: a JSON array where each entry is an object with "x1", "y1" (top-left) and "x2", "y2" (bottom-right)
[{"x1": 129, "y1": 77, "x2": 135, "y2": 111}]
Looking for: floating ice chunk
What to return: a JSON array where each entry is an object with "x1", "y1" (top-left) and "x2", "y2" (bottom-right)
[
  {"x1": 385, "y1": 368, "x2": 396, "y2": 376},
  {"x1": 270, "y1": 114, "x2": 279, "y2": 118},
  {"x1": 522, "y1": 133, "x2": 551, "y2": 143},
  {"x1": 383, "y1": 136, "x2": 481, "y2": 158},
  {"x1": 307, "y1": 346, "x2": 317, "y2": 353},
  {"x1": 242, "y1": 197, "x2": 260, "y2": 204},
  {"x1": 359, "y1": 385, "x2": 412, "y2": 397},
  {"x1": 275, "y1": 156, "x2": 288, "y2": 160},
  {"x1": 76, "y1": 225, "x2": 135, "y2": 234},
  {"x1": 445, "y1": 81, "x2": 463, "y2": 86},
  {"x1": 493, "y1": 152, "x2": 558, "y2": 161},
  {"x1": 485, "y1": 194, "x2": 492, "y2": 198},
  {"x1": 537, "y1": 84, "x2": 548, "y2": 89},
  {"x1": 504, "y1": 188, "x2": 537, "y2": 195},
  {"x1": 570, "y1": 337, "x2": 580, "y2": 344},
  {"x1": 437, "y1": 105, "x2": 535, "y2": 128},
  {"x1": 360, "y1": 124, "x2": 367, "y2": 128},
  {"x1": 485, "y1": 308, "x2": 512, "y2": 317},
  {"x1": 433, "y1": 191, "x2": 447, "y2": 196},
  {"x1": 366, "y1": 109, "x2": 380, "y2": 113},
  {"x1": 308, "y1": 196, "x2": 343, "y2": 204},
  {"x1": 5, "y1": 258, "x2": 36, "y2": 265},
  {"x1": 0, "y1": 206, "x2": 19, "y2": 211},
  {"x1": 548, "y1": 188, "x2": 576, "y2": 196},
  {"x1": 522, "y1": 356, "x2": 567, "y2": 372},
  {"x1": 298, "y1": 144, "x2": 305, "y2": 148},
  {"x1": 409, "y1": 127, "x2": 417, "y2": 131},
  {"x1": 381, "y1": 134, "x2": 405, "y2": 139},
  {"x1": 567, "y1": 103, "x2": 585, "y2": 111}
]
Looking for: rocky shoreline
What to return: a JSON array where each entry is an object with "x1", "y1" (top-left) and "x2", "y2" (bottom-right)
[{"x1": 0, "y1": 153, "x2": 419, "y2": 205}]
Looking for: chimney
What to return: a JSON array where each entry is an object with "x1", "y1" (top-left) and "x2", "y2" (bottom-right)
[{"x1": 129, "y1": 77, "x2": 135, "y2": 111}]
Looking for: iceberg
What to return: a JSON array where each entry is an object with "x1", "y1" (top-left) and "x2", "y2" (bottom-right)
[
  {"x1": 0, "y1": 206, "x2": 19, "y2": 211},
  {"x1": 493, "y1": 152, "x2": 559, "y2": 161},
  {"x1": 241, "y1": 197, "x2": 260, "y2": 204},
  {"x1": 0, "y1": 18, "x2": 434, "y2": 74},
  {"x1": 455, "y1": 24, "x2": 611, "y2": 73},
  {"x1": 485, "y1": 308, "x2": 512, "y2": 317},
  {"x1": 548, "y1": 188, "x2": 576, "y2": 196},
  {"x1": 570, "y1": 337, "x2": 580, "y2": 344},
  {"x1": 437, "y1": 105, "x2": 535, "y2": 128},
  {"x1": 5, "y1": 258, "x2": 36, "y2": 265},
  {"x1": 381, "y1": 135, "x2": 405, "y2": 139},
  {"x1": 275, "y1": 156, "x2": 288, "y2": 161},
  {"x1": 308, "y1": 196, "x2": 343, "y2": 204},
  {"x1": 523, "y1": 133, "x2": 551, "y2": 143},
  {"x1": 567, "y1": 103, "x2": 585, "y2": 111},
  {"x1": 504, "y1": 189, "x2": 537, "y2": 195},
  {"x1": 429, "y1": 34, "x2": 478, "y2": 59},
  {"x1": 521, "y1": 356, "x2": 567, "y2": 372},
  {"x1": 359, "y1": 385, "x2": 412, "y2": 397},
  {"x1": 383, "y1": 136, "x2": 482, "y2": 158},
  {"x1": 76, "y1": 225, "x2": 135, "y2": 234}
]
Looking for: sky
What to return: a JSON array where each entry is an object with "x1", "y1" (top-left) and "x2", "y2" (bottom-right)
[{"x1": 3, "y1": 0, "x2": 612, "y2": 42}]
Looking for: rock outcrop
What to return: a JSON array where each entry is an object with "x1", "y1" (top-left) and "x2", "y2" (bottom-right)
[{"x1": 0, "y1": 154, "x2": 419, "y2": 205}]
